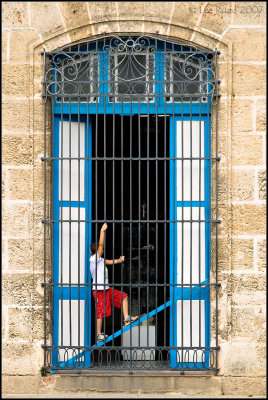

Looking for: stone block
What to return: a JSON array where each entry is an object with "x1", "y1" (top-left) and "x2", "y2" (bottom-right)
[
  {"x1": 219, "y1": 341, "x2": 266, "y2": 377},
  {"x1": 217, "y1": 237, "x2": 231, "y2": 272},
  {"x1": 224, "y1": 29, "x2": 266, "y2": 62},
  {"x1": 9, "y1": 307, "x2": 46, "y2": 340},
  {"x1": 198, "y1": 2, "x2": 232, "y2": 35},
  {"x1": 2, "y1": 64, "x2": 31, "y2": 98},
  {"x1": 33, "y1": 164, "x2": 44, "y2": 201},
  {"x1": 232, "y1": 134, "x2": 264, "y2": 166},
  {"x1": 231, "y1": 169, "x2": 255, "y2": 201},
  {"x1": 2, "y1": 376, "x2": 41, "y2": 395},
  {"x1": 257, "y1": 239, "x2": 266, "y2": 270},
  {"x1": 9, "y1": 30, "x2": 40, "y2": 63},
  {"x1": 2, "y1": 273, "x2": 33, "y2": 307},
  {"x1": 2, "y1": 1, "x2": 29, "y2": 28},
  {"x1": 256, "y1": 99, "x2": 266, "y2": 131},
  {"x1": 222, "y1": 376, "x2": 266, "y2": 397},
  {"x1": 231, "y1": 238, "x2": 254, "y2": 270},
  {"x1": 134, "y1": 2, "x2": 173, "y2": 23},
  {"x1": 29, "y1": 2, "x2": 65, "y2": 39},
  {"x1": 58, "y1": 2, "x2": 91, "y2": 30},
  {"x1": 217, "y1": 132, "x2": 229, "y2": 168},
  {"x1": 231, "y1": 98, "x2": 253, "y2": 133},
  {"x1": 2, "y1": 342, "x2": 43, "y2": 375},
  {"x1": 6, "y1": 168, "x2": 33, "y2": 200},
  {"x1": 2, "y1": 169, "x2": 7, "y2": 199},
  {"x1": 231, "y1": 307, "x2": 265, "y2": 341},
  {"x1": 232, "y1": 2, "x2": 266, "y2": 25},
  {"x1": 2, "y1": 202, "x2": 32, "y2": 238},
  {"x1": 258, "y1": 169, "x2": 266, "y2": 200},
  {"x1": 2, "y1": 101, "x2": 30, "y2": 133},
  {"x1": 2, "y1": 31, "x2": 8, "y2": 62},
  {"x1": 168, "y1": 25, "x2": 193, "y2": 43},
  {"x1": 67, "y1": 25, "x2": 93, "y2": 44},
  {"x1": 233, "y1": 65, "x2": 266, "y2": 96},
  {"x1": 8, "y1": 238, "x2": 33, "y2": 271},
  {"x1": 228, "y1": 273, "x2": 266, "y2": 293},
  {"x1": 116, "y1": 1, "x2": 146, "y2": 20},
  {"x1": 88, "y1": 2, "x2": 118, "y2": 23},
  {"x1": 232, "y1": 290, "x2": 266, "y2": 307},
  {"x1": 2, "y1": 273, "x2": 44, "y2": 307},
  {"x1": 171, "y1": 2, "x2": 201, "y2": 28},
  {"x1": 232, "y1": 204, "x2": 265, "y2": 235}
]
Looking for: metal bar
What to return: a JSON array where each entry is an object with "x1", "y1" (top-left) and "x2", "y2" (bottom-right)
[
  {"x1": 68, "y1": 96, "x2": 72, "y2": 352},
  {"x1": 42, "y1": 49, "x2": 47, "y2": 368},
  {"x1": 215, "y1": 48, "x2": 219, "y2": 372},
  {"x1": 60, "y1": 86, "x2": 64, "y2": 355},
  {"x1": 138, "y1": 99, "x2": 141, "y2": 348},
  {"x1": 190, "y1": 97, "x2": 193, "y2": 349}
]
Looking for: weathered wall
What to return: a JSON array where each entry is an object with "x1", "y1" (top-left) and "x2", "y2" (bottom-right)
[{"x1": 2, "y1": 1, "x2": 266, "y2": 397}]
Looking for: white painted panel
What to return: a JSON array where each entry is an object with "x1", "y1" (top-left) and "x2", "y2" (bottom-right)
[
  {"x1": 58, "y1": 300, "x2": 85, "y2": 362},
  {"x1": 59, "y1": 207, "x2": 85, "y2": 284},
  {"x1": 176, "y1": 120, "x2": 204, "y2": 201},
  {"x1": 59, "y1": 121, "x2": 85, "y2": 202},
  {"x1": 122, "y1": 326, "x2": 155, "y2": 360},
  {"x1": 177, "y1": 300, "x2": 205, "y2": 363},
  {"x1": 177, "y1": 207, "x2": 205, "y2": 285}
]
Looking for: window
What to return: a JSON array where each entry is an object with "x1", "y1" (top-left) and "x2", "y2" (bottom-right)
[{"x1": 43, "y1": 34, "x2": 219, "y2": 372}]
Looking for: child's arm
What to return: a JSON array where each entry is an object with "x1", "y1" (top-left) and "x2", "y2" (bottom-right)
[
  {"x1": 97, "y1": 223, "x2": 107, "y2": 257},
  {"x1": 105, "y1": 256, "x2": 125, "y2": 265}
]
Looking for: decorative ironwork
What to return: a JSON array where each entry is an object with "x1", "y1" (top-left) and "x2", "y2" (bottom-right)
[
  {"x1": 44, "y1": 34, "x2": 218, "y2": 101},
  {"x1": 42, "y1": 33, "x2": 220, "y2": 373}
]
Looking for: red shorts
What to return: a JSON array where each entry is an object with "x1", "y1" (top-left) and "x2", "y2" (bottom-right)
[{"x1": 92, "y1": 288, "x2": 128, "y2": 319}]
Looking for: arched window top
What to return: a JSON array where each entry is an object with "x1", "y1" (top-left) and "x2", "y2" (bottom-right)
[{"x1": 44, "y1": 34, "x2": 219, "y2": 102}]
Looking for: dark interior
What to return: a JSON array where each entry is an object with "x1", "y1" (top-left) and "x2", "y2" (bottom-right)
[{"x1": 90, "y1": 115, "x2": 170, "y2": 360}]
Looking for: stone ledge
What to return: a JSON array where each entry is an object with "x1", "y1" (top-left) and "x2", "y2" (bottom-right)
[{"x1": 2, "y1": 375, "x2": 266, "y2": 397}]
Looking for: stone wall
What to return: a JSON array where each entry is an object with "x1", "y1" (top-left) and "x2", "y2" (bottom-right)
[{"x1": 2, "y1": 1, "x2": 266, "y2": 397}]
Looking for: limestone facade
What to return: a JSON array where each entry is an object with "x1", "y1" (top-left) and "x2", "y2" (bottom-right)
[{"x1": 2, "y1": 1, "x2": 266, "y2": 397}]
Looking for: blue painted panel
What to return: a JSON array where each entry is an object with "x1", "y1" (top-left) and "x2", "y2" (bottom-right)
[
  {"x1": 170, "y1": 114, "x2": 211, "y2": 369},
  {"x1": 52, "y1": 114, "x2": 92, "y2": 368}
]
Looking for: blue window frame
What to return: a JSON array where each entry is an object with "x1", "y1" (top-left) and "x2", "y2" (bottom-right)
[{"x1": 44, "y1": 34, "x2": 218, "y2": 371}]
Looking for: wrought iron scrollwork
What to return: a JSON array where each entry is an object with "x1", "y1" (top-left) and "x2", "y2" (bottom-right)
[{"x1": 44, "y1": 34, "x2": 218, "y2": 101}]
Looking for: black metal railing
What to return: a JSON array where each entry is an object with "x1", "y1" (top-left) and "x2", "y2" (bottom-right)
[{"x1": 42, "y1": 34, "x2": 220, "y2": 372}]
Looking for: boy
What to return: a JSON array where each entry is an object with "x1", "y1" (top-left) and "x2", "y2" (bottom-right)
[{"x1": 90, "y1": 223, "x2": 138, "y2": 342}]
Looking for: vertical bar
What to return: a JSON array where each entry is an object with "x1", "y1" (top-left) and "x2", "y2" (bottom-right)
[
  {"x1": 198, "y1": 93, "x2": 202, "y2": 351},
  {"x1": 138, "y1": 100, "x2": 141, "y2": 348},
  {"x1": 68, "y1": 95, "x2": 72, "y2": 356},
  {"x1": 172, "y1": 97, "x2": 176, "y2": 365},
  {"x1": 215, "y1": 50, "x2": 219, "y2": 371},
  {"x1": 146, "y1": 99, "x2": 150, "y2": 348},
  {"x1": 43, "y1": 50, "x2": 47, "y2": 368},
  {"x1": 103, "y1": 85, "x2": 106, "y2": 343},
  {"x1": 155, "y1": 93, "x2": 158, "y2": 352},
  {"x1": 60, "y1": 91, "x2": 64, "y2": 356},
  {"x1": 120, "y1": 100, "x2": 124, "y2": 343},
  {"x1": 86, "y1": 95, "x2": 90, "y2": 364},
  {"x1": 94, "y1": 96, "x2": 98, "y2": 346},
  {"x1": 112, "y1": 94, "x2": 115, "y2": 346},
  {"x1": 51, "y1": 62, "x2": 55, "y2": 365},
  {"x1": 190, "y1": 97, "x2": 193, "y2": 350},
  {"x1": 206, "y1": 85, "x2": 210, "y2": 365},
  {"x1": 129, "y1": 99, "x2": 133, "y2": 366},
  {"x1": 77, "y1": 91, "x2": 81, "y2": 361},
  {"x1": 180, "y1": 96, "x2": 184, "y2": 366},
  {"x1": 163, "y1": 92, "x2": 167, "y2": 349}
]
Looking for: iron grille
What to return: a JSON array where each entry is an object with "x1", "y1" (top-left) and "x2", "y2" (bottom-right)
[{"x1": 42, "y1": 34, "x2": 220, "y2": 372}]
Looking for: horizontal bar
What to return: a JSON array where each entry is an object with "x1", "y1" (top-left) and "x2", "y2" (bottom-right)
[
  {"x1": 41, "y1": 156, "x2": 220, "y2": 161},
  {"x1": 42, "y1": 219, "x2": 221, "y2": 223},
  {"x1": 44, "y1": 282, "x2": 220, "y2": 287},
  {"x1": 43, "y1": 345, "x2": 220, "y2": 350}
]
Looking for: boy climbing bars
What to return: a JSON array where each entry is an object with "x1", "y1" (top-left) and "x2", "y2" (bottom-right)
[{"x1": 90, "y1": 223, "x2": 138, "y2": 342}]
